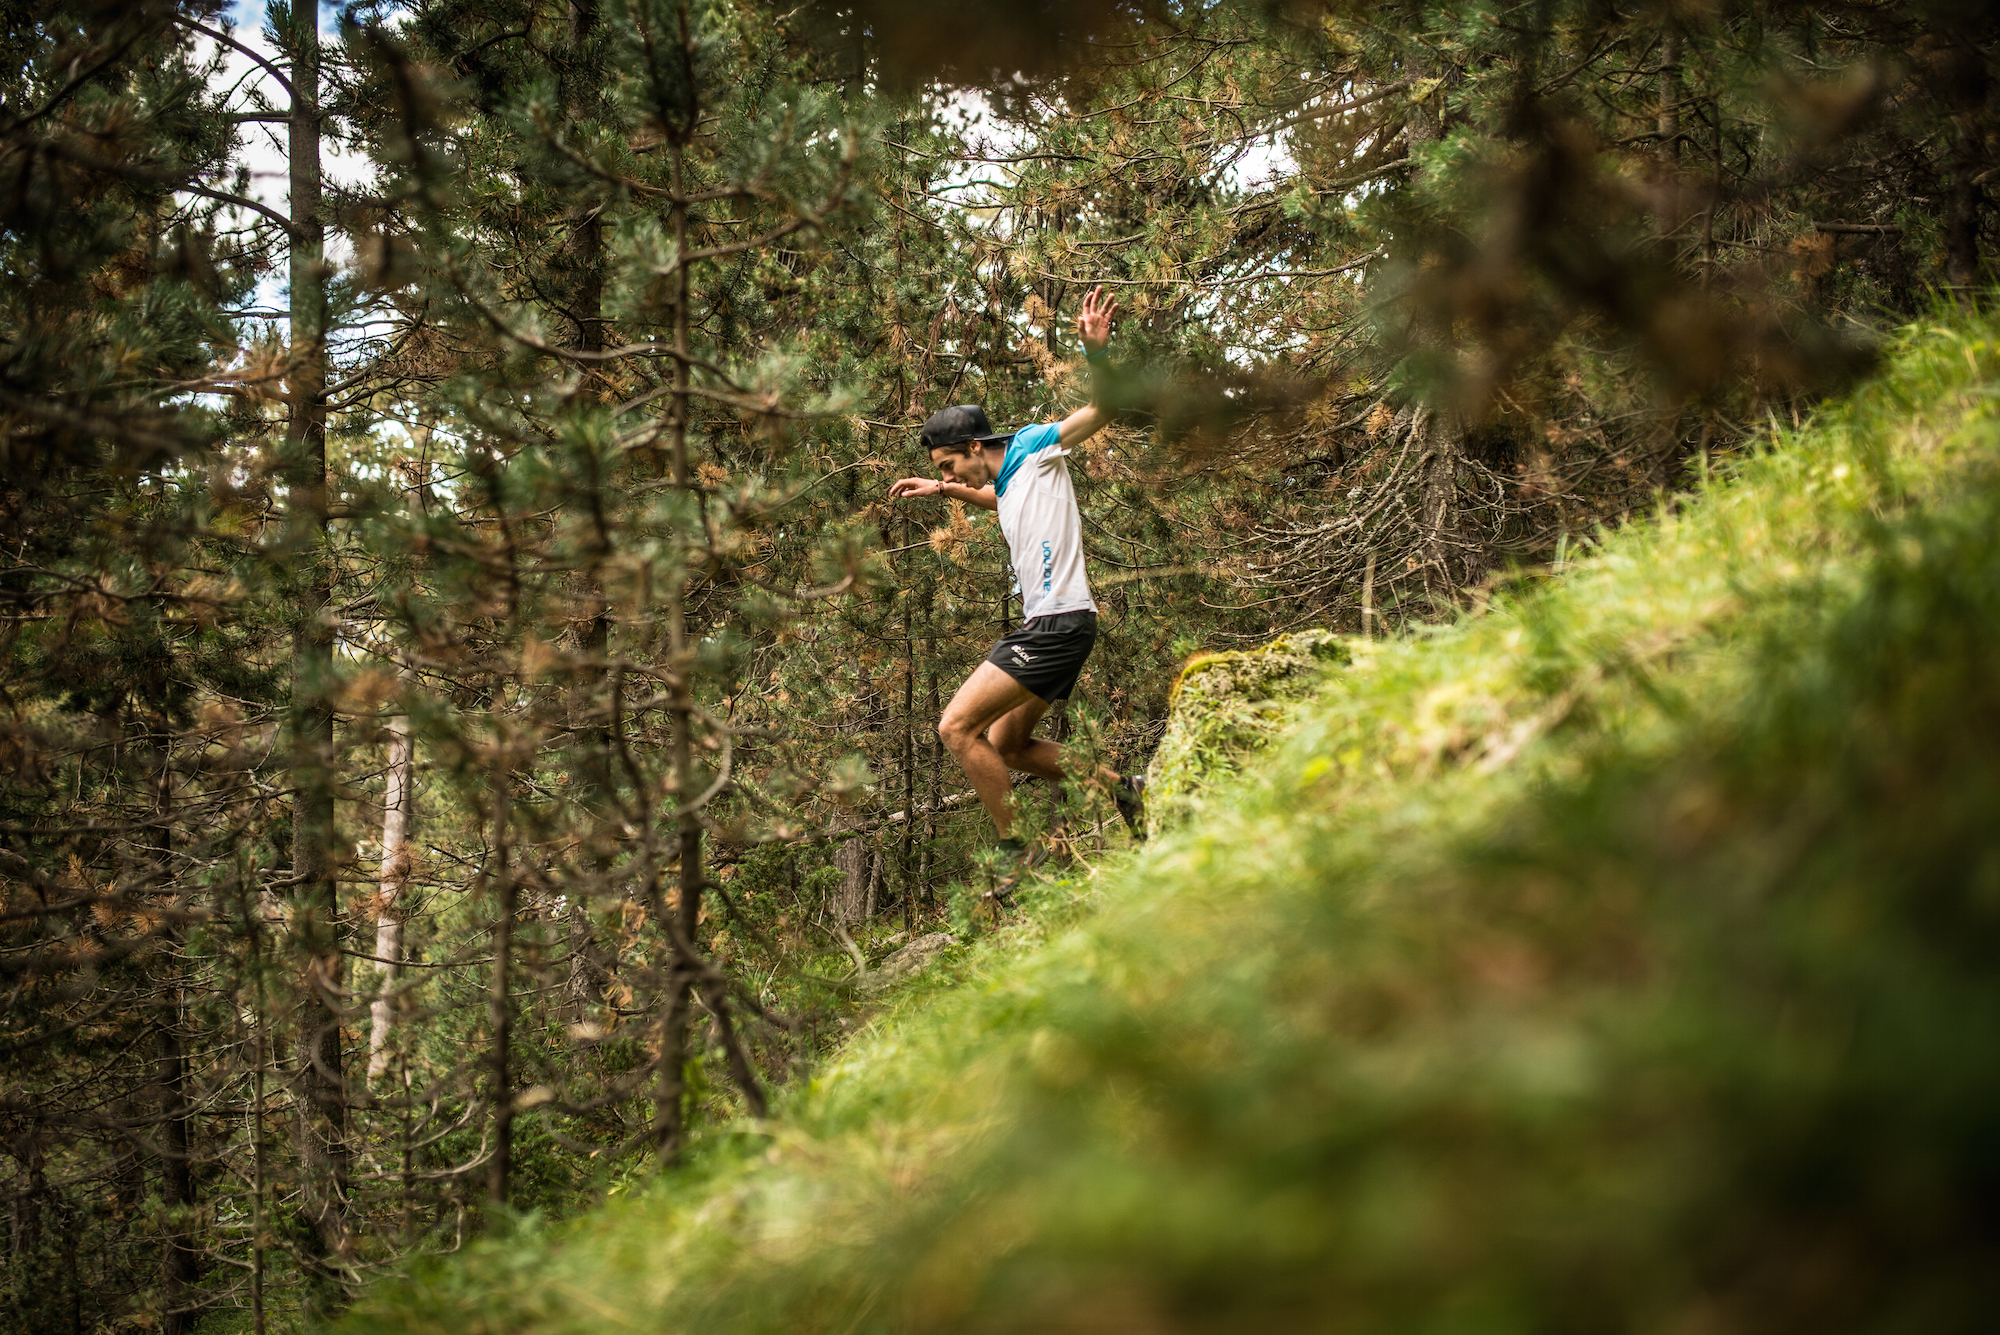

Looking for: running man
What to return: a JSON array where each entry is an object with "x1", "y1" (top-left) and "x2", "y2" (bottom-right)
[{"x1": 888, "y1": 286, "x2": 1145, "y2": 889}]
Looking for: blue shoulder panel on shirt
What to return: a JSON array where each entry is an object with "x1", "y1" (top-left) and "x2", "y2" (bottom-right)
[{"x1": 994, "y1": 422, "x2": 1060, "y2": 498}]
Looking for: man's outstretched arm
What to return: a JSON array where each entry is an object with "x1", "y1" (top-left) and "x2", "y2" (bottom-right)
[
  {"x1": 1056, "y1": 284, "x2": 1121, "y2": 449},
  {"x1": 888, "y1": 476, "x2": 998, "y2": 511}
]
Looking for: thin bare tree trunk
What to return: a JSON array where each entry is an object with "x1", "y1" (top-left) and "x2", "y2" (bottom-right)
[
  {"x1": 367, "y1": 708, "x2": 414, "y2": 1082},
  {"x1": 1361, "y1": 551, "x2": 1377, "y2": 637},
  {"x1": 1945, "y1": 121, "x2": 1985, "y2": 295},
  {"x1": 154, "y1": 738, "x2": 199, "y2": 1335},
  {"x1": 486, "y1": 776, "x2": 517, "y2": 1207},
  {"x1": 923, "y1": 664, "x2": 940, "y2": 907},
  {"x1": 901, "y1": 518, "x2": 917, "y2": 931},
  {"x1": 158, "y1": 1008, "x2": 198, "y2": 1335},
  {"x1": 249, "y1": 912, "x2": 269, "y2": 1335},
  {"x1": 1653, "y1": 26, "x2": 1682, "y2": 256},
  {"x1": 564, "y1": 0, "x2": 604, "y2": 359},
  {"x1": 1657, "y1": 28, "x2": 1680, "y2": 167}
]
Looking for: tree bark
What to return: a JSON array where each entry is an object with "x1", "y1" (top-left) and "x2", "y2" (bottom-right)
[
  {"x1": 150, "y1": 724, "x2": 200, "y2": 1335},
  {"x1": 567, "y1": 896, "x2": 608, "y2": 1014},
  {"x1": 157, "y1": 1010, "x2": 199, "y2": 1335},
  {"x1": 282, "y1": 7, "x2": 350, "y2": 1308},
  {"x1": 833, "y1": 837, "x2": 869, "y2": 925},
  {"x1": 1944, "y1": 118, "x2": 1985, "y2": 294},
  {"x1": 1657, "y1": 28, "x2": 1680, "y2": 167}
]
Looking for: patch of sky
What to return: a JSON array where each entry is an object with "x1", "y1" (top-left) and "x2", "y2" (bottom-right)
[
  {"x1": 192, "y1": 2, "x2": 376, "y2": 317},
  {"x1": 1221, "y1": 131, "x2": 1294, "y2": 194},
  {"x1": 183, "y1": 4, "x2": 425, "y2": 453}
]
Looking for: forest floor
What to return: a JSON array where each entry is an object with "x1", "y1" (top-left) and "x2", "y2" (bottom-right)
[{"x1": 344, "y1": 308, "x2": 2000, "y2": 1334}]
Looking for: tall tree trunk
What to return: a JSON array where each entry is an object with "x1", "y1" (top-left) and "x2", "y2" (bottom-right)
[
  {"x1": 1945, "y1": 117, "x2": 1985, "y2": 295},
  {"x1": 922, "y1": 664, "x2": 940, "y2": 907},
  {"x1": 567, "y1": 896, "x2": 608, "y2": 1015},
  {"x1": 11, "y1": 1132, "x2": 42, "y2": 1296},
  {"x1": 563, "y1": 0, "x2": 617, "y2": 1025},
  {"x1": 249, "y1": 920, "x2": 270, "y2": 1335},
  {"x1": 155, "y1": 735, "x2": 199, "y2": 1335},
  {"x1": 157, "y1": 1008, "x2": 198, "y2": 1335},
  {"x1": 366, "y1": 707, "x2": 414, "y2": 1082},
  {"x1": 900, "y1": 545, "x2": 916, "y2": 931},
  {"x1": 655, "y1": 123, "x2": 702, "y2": 1162},
  {"x1": 1402, "y1": 55, "x2": 1478, "y2": 601},
  {"x1": 486, "y1": 778, "x2": 517, "y2": 1207},
  {"x1": 833, "y1": 837, "x2": 869, "y2": 924},
  {"x1": 646, "y1": 10, "x2": 766, "y2": 1157},
  {"x1": 1653, "y1": 25, "x2": 1681, "y2": 251},
  {"x1": 1656, "y1": 28, "x2": 1680, "y2": 168},
  {"x1": 281, "y1": 5, "x2": 349, "y2": 1309},
  {"x1": 564, "y1": 0, "x2": 604, "y2": 360}
]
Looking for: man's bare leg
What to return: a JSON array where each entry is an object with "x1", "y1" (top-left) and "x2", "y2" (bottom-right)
[
  {"x1": 941, "y1": 665, "x2": 1126, "y2": 843},
  {"x1": 937, "y1": 663, "x2": 1042, "y2": 838},
  {"x1": 990, "y1": 701, "x2": 1122, "y2": 792}
]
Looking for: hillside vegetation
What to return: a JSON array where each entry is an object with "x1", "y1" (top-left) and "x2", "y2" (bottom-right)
[{"x1": 349, "y1": 313, "x2": 2000, "y2": 1333}]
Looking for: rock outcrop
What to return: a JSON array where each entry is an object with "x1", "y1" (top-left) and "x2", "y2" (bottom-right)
[
  {"x1": 1143, "y1": 629, "x2": 1348, "y2": 838},
  {"x1": 860, "y1": 932, "x2": 958, "y2": 995}
]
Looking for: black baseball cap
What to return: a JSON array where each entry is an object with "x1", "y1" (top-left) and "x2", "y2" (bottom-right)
[{"x1": 920, "y1": 404, "x2": 1013, "y2": 453}]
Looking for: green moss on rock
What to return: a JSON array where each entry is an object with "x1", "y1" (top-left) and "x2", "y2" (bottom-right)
[{"x1": 1143, "y1": 628, "x2": 1349, "y2": 837}]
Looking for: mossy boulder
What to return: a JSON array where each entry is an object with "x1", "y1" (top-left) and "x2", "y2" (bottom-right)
[{"x1": 1143, "y1": 629, "x2": 1349, "y2": 837}]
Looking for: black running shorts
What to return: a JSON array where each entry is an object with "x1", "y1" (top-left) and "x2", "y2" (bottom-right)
[{"x1": 987, "y1": 610, "x2": 1098, "y2": 703}]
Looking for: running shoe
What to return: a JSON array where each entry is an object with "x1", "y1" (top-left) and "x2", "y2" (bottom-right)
[
  {"x1": 987, "y1": 836, "x2": 1046, "y2": 908},
  {"x1": 1113, "y1": 773, "x2": 1147, "y2": 840}
]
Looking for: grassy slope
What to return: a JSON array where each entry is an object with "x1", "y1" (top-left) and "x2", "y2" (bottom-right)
[{"x1": 351, "y1": 313, "x2": 2000, "y2": 1334}]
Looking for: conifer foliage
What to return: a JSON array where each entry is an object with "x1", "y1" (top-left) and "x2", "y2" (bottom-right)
[{"x1": 0, "y1": 0, "x2": 1991, "y2": 1330}]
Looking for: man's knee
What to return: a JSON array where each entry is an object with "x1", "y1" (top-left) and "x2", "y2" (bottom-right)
[
  {"x1": 937, "y1": 714, "x2": 973, "y2": 755},
  {"x1": 992, "y1": 719, "x2": 1048, "y2": 769}
]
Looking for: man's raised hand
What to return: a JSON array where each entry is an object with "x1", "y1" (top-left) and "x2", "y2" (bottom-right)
[{"x1": 1076, "y1": 284, "x2": 1120, "y2": 355}]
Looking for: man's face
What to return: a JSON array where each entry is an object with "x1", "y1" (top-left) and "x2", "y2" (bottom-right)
[{"x1": 930, "y1": 445, "x2": 993, "y2": 488}]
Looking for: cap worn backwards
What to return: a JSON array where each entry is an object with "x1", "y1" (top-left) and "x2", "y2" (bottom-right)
[{"x1": 921, "y1": 404, "x2": 1014, "y2": 453}]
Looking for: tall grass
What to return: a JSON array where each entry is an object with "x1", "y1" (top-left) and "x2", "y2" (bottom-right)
[{"x1": 348, "y1": 310, "x2": 2000, "y2": 1334}]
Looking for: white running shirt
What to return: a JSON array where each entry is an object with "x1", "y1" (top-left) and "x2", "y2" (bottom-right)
[{"x1": 993, "y1": 422, "x2": 1097, "y2": 623}]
